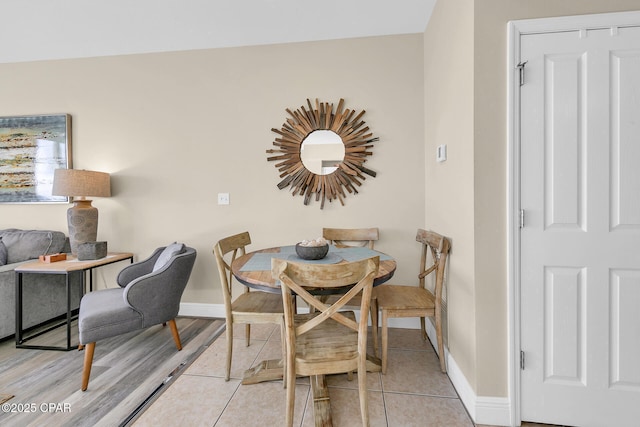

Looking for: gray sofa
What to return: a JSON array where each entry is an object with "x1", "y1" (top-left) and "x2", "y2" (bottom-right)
[{"x1": 0, "y1": 229, "x2": 82, "y2": 341}]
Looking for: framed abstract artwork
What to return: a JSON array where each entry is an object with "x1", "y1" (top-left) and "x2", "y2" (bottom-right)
[{"x1": 0, "y1": 114, "x2": 72, "y2": 203}]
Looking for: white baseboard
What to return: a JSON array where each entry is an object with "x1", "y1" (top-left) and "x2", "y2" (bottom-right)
[
  {"x1": 475, "y1": 396, "x2": 513, "y2": 426},
  {"x1": 179, "y1": 302, "x2": 514, "y2": 426},
  {"x1": 179, "y1": 302, "x2": 226, "y2": 318},
  {"x1": 418, "y1": 314, "x2": 514, "y2": 426}
]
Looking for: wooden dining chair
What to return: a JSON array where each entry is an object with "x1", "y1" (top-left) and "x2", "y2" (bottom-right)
[
  {"x1": 371, "y1": 229, "x2": 451, "y2": 374},
  {"x1": 273, "y1": 256, "x2": 379, "y2": 427},
  {"x1": 322, "y1": 227, "x2": 380, "y2": 352},
  {"x1": 322, "y1": 227, "x2": 379, "y2": 249},
  {"x1": 213, "y1": 231, "x2": 285, "y2": 381}
]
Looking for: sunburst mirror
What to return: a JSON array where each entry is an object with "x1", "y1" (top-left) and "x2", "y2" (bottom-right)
[{"x1": 266, "y1": 98, "x2": 378, "y2": 208}]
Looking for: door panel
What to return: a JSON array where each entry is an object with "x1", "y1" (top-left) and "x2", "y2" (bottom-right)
[
  {"x1": 520, "y1": 25, "x2": 640, "y2": 427},
  {"x1": 544, "y1": 51, "x2": 586, "y2": 230},
  {"x1": 611, "y1": 49, "x2": 640, "y2": 229},
  {"x1": 543, "y1": 266, "x2": 586, "y2": 385},
  {"x1": 610, "y1": 269, "x2": 640, "y2": 389}
]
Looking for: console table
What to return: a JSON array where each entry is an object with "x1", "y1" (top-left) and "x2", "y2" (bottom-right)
[{"x1": 15, "y1": 252, "x2": 134, "y2": 351}]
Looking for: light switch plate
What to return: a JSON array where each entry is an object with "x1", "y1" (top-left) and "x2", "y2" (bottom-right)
[
  {"x1": 436, "y1": 144, "x2": 447, "y2": 162},
  {"x1": 217, "y1": 193, "x2": 230, "y2": 205}
]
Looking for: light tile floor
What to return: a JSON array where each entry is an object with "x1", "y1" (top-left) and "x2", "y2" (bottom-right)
[{"x1": 132, "y1": 323, "x2": 474, "y2": 427}]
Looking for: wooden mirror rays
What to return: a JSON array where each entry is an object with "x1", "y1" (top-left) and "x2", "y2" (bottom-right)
[{"x1": 266, "y1": 98, "x2": 378, "y2": 208}]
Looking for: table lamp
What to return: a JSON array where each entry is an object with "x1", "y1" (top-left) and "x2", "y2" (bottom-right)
[{"x1": 52, "y1": 169, "x2": 111, "y2": 255}]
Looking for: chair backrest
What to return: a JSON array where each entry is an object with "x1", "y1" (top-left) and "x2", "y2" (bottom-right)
[
  {"x1": 322, "y1": 227, "x2": 379, "y2": 249},
  {"x1": 123, "y1": 246, "x2": 197, "y2": 326},
  {"x1": 416, "y1": 229, "x2": 451, "y2": 305},
  {"x1": 214, "y1": 232, "x2": 251, "y2": 309},
  {"x1": 272, "y1": 256, "x2": 379, "y2": 342}
]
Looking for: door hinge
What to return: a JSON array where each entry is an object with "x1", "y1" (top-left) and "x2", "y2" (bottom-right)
[
  {"x1": 517, "y1": 61, "x2": 528, "y2": 86},
  {"x1": 520, "y1": 350, "x2": 525, "y2": 370},
  {"x1": 519, "y1": 209, "x2": 525, "y2": 229}
]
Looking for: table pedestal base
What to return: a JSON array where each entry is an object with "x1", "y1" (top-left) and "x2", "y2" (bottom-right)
[
  {"x1": 311, "y1": 375, "x2": 331, "y2": 426},
  {"x1": 242, "y1": 354, "x2": 382, "y2": 425},
  {"x1": 242, "y1": 355, "x2": 382, "y2": 385},
  {"x1": 241, "y1": 358, "x2": 284, "y2": 385}
]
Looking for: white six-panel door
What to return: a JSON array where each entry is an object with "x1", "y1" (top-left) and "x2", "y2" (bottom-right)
[{"x1": 519, "y1": 21, "x2": 640, "y2": 427}]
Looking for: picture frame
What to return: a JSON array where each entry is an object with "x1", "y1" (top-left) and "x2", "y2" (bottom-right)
[{"x1": 0, "y1": 114, "x2": 72, "y2": 203}]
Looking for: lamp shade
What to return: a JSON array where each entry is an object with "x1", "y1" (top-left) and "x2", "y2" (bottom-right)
[{"x1": 52, "y1": 169, "x2": 111, "y2": 198}]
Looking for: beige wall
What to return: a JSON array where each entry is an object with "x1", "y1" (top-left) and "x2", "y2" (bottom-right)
[
  {"x1": 0, "y1": 35, "x2": 425, "y2": 304},
  {"x1": 425, "y1": 0, "x2": 640, "y2": 400},
  {"x1": 423, "y1": 0, "x2": 477, "y2": 390}
]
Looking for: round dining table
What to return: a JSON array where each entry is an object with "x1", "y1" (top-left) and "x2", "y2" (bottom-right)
[
  {"x1": 231, "y1": 244, "x2": 397, "y2": 293},
  {"x1": 230, "y1": 244, "x2": 396, "y2": 426}
]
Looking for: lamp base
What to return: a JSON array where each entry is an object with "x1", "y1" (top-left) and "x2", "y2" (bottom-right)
[{"x1": 67, "y1": 199, "x2": 98, "y2": 255}]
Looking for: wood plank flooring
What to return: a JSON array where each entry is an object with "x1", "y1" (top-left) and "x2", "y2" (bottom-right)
[{"x1": 0, "y1": 316, "x2": 224, "y2": 427}]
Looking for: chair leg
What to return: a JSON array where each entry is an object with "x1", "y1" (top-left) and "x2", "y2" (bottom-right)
[
  {"x1": 381, "y1": 310, "x2": 389, "y2": 374},
  {"x1": 225, "y1": 322, "x2": 233, "y2": 381},
  {"x1": 435, "y1": 316, "x2": 446, "y2": 373},
  {"x1": 246, "y1": 323, "x2": 251, "y2": 347},
  {"x1": 358, "y1": 354, "x2": 370, "y2": 426},
  {"x1": 280, "y1": 321, "x2": 287, "y2": 389},
  {"x1": 284, "y1": 345, "x2": 296, "y2": 427},
  {"x1": 370, "y1": 297, "x2": 379, "y2": 358},
  {"x1": 420, "y1": 317, "x2": 427, "y2": 341},
  {"x1": 81, "y1": 342, "x2": 96, "y2": 391},
  {"x1": 168, "y1": 319, "x2": 182, "y2": 351}
]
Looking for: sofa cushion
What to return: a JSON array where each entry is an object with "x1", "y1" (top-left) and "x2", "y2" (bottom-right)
[
  {"x1": 2, "y1": 230, "x2": 67, "y2": 264},
  {"x1": 0, "y1": 238, "x2": 6, "y2": 266},
  {"x1": 0, "y1": 228, "x2": 20, "y2": 237},
  {"x1": 152, "y1": 242, "x2": 185, "y2": 272}
]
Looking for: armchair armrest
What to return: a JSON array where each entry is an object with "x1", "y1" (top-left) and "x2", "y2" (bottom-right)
[{"x1": 116, "y1": 247, "x2": 164, "y2": 287}]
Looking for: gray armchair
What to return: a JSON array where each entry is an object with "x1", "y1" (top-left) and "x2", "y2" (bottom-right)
[{"x1": 79, "y1": 243, "x2": 197, "y2": 391}]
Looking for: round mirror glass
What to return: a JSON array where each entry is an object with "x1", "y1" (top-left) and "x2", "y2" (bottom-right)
[{"x1": 300, "y1": 130, "x2": 345, "y2": 175}]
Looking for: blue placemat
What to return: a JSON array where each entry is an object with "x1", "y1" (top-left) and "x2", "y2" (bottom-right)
[
  {"x1": 239, "y1": 245, "x2": 391, "y2": 272},
  {"x1": 331, "y1": 246, "x2": 392, "y2": 262},
  {"x1": 287, "y1": 253, "x2": 343, "y2": 264}
]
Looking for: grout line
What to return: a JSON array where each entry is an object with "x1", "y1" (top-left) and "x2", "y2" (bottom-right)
[
  {"x1": 213, "y1": 380, "x2": 242, "y2": 426},
  {"x1": 382, "y1": 390, "x2": 462, "y2": 399},
  {"x1": 381, "y1": 386, "x2": 390, "y2": 427},
  {"x1": 298, "y1": 385, "x2": 312, "y2": 427}
]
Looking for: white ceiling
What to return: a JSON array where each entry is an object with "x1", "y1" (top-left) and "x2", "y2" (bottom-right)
[{"x1": 1, "y1": 0, "x2": 436, "y2": 64}]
